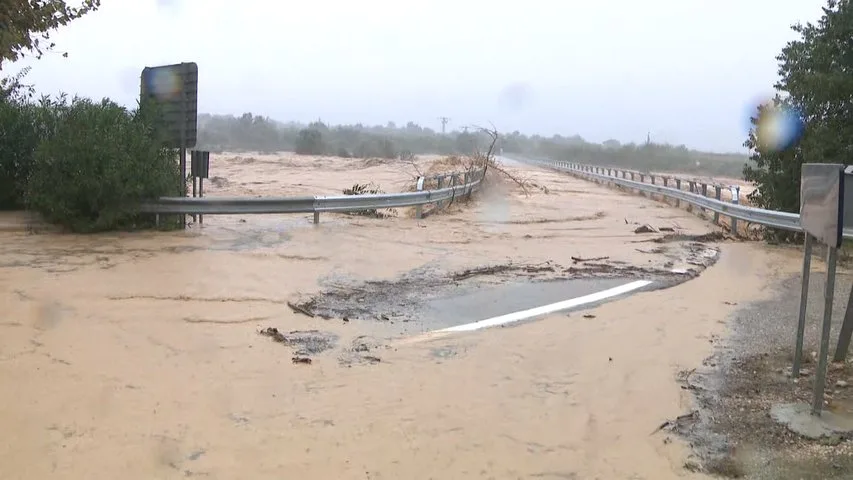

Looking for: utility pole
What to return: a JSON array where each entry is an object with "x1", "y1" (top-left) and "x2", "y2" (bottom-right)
[
  {"x1": 646, "y1": 132, "x2": 651, "y2": 145},
  {"x1": 438, "y1": 116, "x2": 450, "y2": 134}
]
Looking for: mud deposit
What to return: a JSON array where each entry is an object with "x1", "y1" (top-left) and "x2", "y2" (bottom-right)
[
  {"x1": 288, "y1": 240, "x2": 720, "y2": 334},
  {"x1": 662, "y1": 271, "x2": 853, "y2": 479}
]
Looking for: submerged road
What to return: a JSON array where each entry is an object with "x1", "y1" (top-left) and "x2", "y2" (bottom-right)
[{"x1": 0, "y1": 153, "x2": 740, "y2": 480}]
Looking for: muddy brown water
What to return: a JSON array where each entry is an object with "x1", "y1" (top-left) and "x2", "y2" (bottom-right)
[{"x1": 0, "y1": 154, "x2": 774, "y2": 479}]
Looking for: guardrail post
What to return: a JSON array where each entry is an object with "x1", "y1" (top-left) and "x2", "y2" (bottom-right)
[
  {"x1": 314, "y1": 211, "x2": 320, "y2": 224},
  {"x1": 730, "y1": 186, "x2": 740, "y2": 235},
  {"x1": 663, "y1": 178, "x2": 668, "y2": 187},
  {"x1": 687, "y1": 181, "x2": 695, "y2": 212},
  {"x1": 630, "y1": 172, "x2": 635, "y2": 181},
  {"x1": 675, "y1": 179, "x2": 682, "y2": 207},
  {"x1": 700, "y1": 183, "x2": 708, "y2": 214},
  {"x1": 639, "y1": 174, "x2": 645, "y2": 197},
  {"x1": 437, "y1": 176, "x2": 445, "y2": 209},
  {"x1": 714, "y1": 186, "x2": 722, "y2": 224}
]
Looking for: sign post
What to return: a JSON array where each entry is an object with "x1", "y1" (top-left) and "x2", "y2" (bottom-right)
[
  {"x1": 794, "y1": 163, "x2": 845, "y2": 416},
  {"x1": 190, "y1": 150, "x2": 210, "y2": 225}
]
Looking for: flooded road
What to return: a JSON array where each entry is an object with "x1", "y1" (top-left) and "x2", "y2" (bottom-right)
[{"x1": 0, "y1": 153, "x2": 757, "y2": 479}]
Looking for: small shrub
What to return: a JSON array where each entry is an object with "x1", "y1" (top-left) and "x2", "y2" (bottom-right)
[
  {"x1": 25, "y1": 97, "x2": 180, "y2": 232},
  {"x1": 342, "y1": 182, "x2": 395, "y2": 218}
]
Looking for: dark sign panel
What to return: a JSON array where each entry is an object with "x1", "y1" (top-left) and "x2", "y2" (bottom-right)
[
  {"x1": 140, "y1": 62, "x2": 198, "y2": 148},
  {"x1": 800, "y1": 163, "x2": 845, "y2": 248},
  {"x1": 191, "y1": 150, "x2": 210, "y2": 179}
]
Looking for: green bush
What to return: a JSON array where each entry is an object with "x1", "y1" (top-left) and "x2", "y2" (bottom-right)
[
  {"x1": 0, "y1": 99, "x2": 36, "y2": 209},
  {"x1": 25, "y1": 97, "x2": 180, "y2": 232}
]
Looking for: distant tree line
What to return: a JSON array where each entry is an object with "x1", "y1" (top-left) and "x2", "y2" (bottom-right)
[{"x1": 196, "y1": 113, "x2": 748, "y2": 178}]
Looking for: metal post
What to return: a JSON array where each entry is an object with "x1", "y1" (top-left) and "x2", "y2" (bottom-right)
[
  {"x1": 415, "y1": 176, "x2": 425, "y2": 219},
  {"x1": 701, "y1": 183, "x2": 708, "y2": 214},
  {"x1": 813, "y1": 246, "x2": 839, "y2": 416},
  {"x1": 192, "y1": 174, "x2": 198, "y2": 223},
  {"x1": 437, "y1": 176, "x2": 444, "y2": 209},
  {"x1": 731, "y1": 186, "x2": 739, "y2": 235},
  {"x1": 687, "y1": 182, "x2": 695, "y2": 212},
  {"x1": 793, "y1": 234, "x2": 813, "y2": 378},
  {"x1": 833, "y1": 282, "x2": 853, "y2": 362},
  {"x1": 179, "y1": 148, "x2": 187, "y2": 228},
  {"x1": 675, "y1": 179, "x2": 681, "y2": 207},
  {"x1": 313, "y1": 211, "x2": 320, "y2": 224},
  {"x1": 179, "y1": 83, "x2": 188, "y2": 229},
  {"x1": 199, "y1": 177, "x2": 204, "y2": 225},
  {"x1": 714, "y1": 186, "x2": 722, "y2": 224}
]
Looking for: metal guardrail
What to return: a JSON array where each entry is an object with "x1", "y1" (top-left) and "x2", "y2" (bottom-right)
[
  {"x1": 534, "y1": 159, "x2": 853, "y2": 238},
  {"x1": 138, "y1": 167, "x2": 486, "y2": 223}
]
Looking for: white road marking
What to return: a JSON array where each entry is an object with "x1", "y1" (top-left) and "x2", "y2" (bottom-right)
[{"x1": 434, "y1": 280, "x2": 653, "y2": 333}]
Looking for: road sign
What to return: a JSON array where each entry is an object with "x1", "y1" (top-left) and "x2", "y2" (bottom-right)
[
  {"x1": 140, "y1": 62, "x2": 198, "y2": 149},
  {"x1": 800, "y1": 163, "x2": 845, "y2": 249}
]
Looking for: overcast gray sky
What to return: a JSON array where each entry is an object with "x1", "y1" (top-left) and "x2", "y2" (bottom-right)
[{"x1": 10, "y1": 0, "x2": 828, "y2": 152}]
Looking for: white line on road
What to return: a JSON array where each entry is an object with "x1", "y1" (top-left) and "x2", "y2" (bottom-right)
[{"x1": 434, "y1": 280, "x2": 653, "y2": 333}]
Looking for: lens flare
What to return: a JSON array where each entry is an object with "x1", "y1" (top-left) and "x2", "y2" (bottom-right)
[
  {"x1": 747, "y1": 99, "x2": 805, "y2": 152},
  {"x1": 143, "y1": 68, "x2": 182, "y2": 101}
]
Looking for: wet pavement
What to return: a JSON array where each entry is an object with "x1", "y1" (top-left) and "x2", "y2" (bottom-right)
[{"x1": 419, "y1": 277, "x2": 651, "y2": 330}]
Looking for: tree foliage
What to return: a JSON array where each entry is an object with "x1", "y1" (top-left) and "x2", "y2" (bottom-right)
[
  {"x1": 24, "y1": 97, "x2": 180, "y2": 232},
  {"x1": 744, "y1": 0, "x2": 853, "y2": 226},
  {"x1": 0, "y1": 93, "x2": 55, "y2": 208},
  {"x1": 197, "y1": 113, "x2": 748, "y2": 177},
  {"x1": 0, "y1": 0, "x2": 101, "y2": 66}
]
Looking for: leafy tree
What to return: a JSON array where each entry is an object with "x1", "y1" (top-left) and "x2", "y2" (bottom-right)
[
  {"x1": 0, "y1": 0, "x2": 101, "y2": 66},
  {"x1": 744, "y1": 0, "x2": 853, "y2": 220}
]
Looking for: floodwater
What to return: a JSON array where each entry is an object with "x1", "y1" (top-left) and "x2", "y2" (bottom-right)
[{"x1": 0, "y1": 153, "x2": 774, "y2": 479}]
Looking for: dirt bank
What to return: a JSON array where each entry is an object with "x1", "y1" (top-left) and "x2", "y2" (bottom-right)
[{"x1": 671, "y1": 246, "x2": 853, "y2": 479}]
